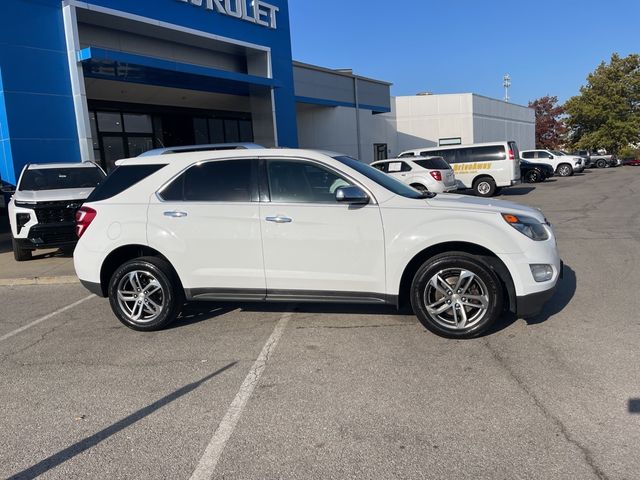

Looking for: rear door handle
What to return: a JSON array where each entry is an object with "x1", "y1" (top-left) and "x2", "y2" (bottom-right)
[
  {"x1": 266, "y1": 215, "x2": 292, "y2": 223},
  {"x1": 164, "y1": 211, "x2": 188, "y2": 218}
]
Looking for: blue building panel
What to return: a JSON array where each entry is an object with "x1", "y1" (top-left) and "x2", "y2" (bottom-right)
[{"x1": 0, "y1": 0, "x2": 298, "y2": 184}]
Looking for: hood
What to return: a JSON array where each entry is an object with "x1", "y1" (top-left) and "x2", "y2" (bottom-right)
[
  {"x1": 426, "y1": 194, "x2": 547, "y2": 222},
  {"x1": 13, "y1": 187, "x2": 94, "y2": 203}
]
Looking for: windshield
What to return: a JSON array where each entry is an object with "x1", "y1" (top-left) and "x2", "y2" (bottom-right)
[
  {"x1": 333, "y1": 155, "x2": 432, "y2": 199},
  {"x1": 19, "y1": 166, "x2": 105, "y2": 191}
]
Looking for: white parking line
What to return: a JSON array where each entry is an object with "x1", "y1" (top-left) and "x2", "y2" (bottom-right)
[
  {"x1": 0, "y1": 294, "x2": 95, "y2": 343},
  {"x1": 189, "y1": 310, "x2": 293, "y2": 480}
]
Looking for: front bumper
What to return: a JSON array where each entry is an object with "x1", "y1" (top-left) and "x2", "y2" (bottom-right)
[
  {"x1": 515, "y1": 260, "x2": 563, "y2": 317},
  {"x1": 16, "y1": 223, "x2": 77, "y2": 250}
]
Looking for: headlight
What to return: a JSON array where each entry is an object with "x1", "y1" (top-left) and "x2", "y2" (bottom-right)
[{"x1": 502, "y1": 213, "x2": 549, "y2": 241}]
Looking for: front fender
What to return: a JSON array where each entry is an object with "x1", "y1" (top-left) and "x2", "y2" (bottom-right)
[{"x1": 381, "y1": 210, "x2": 523, "y2": 295}]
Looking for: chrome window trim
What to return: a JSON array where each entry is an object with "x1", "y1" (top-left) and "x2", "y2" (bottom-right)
[{"x1": 155, "y1": 156, "x2": 379, "y2": 205}]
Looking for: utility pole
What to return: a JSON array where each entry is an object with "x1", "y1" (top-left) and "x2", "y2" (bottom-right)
[{"x1": 503, "y1": 74, "x2": 511, "y2": 102}]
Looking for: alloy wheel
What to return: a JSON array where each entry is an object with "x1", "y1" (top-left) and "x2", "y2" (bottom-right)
[
  {"x1": 116, "y1": 270, "x2": 165, "y2": 323},
  {"x1": 424, "y1": 268, "x2": 489, "y2": 330}
]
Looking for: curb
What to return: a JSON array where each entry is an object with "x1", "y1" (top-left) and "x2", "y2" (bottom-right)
[{"x1": 0, "y1": 275, "x2": 79, "y2": 286}]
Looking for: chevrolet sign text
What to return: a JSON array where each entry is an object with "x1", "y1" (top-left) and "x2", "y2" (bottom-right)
[{"x1": 177, "y1": 0, "x2": 280, "y2": 29}]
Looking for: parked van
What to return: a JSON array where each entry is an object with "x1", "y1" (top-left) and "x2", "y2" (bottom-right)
[{"x1": 398, "y1": 141, "x2": 521, "y2": 197}]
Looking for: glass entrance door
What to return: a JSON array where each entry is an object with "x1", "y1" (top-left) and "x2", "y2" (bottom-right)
[{"x1": 374, "y1": 143, "x2": 388, "y2": 161}]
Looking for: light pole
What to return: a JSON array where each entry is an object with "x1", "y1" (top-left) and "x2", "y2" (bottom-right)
[{"x1": 503, "y1": 74, "x2": 511, "y2": 102}]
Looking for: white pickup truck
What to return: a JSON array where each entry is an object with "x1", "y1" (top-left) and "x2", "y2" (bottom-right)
[{"x1": 520, "y1": 150, "x2": 584, "y2": 177}]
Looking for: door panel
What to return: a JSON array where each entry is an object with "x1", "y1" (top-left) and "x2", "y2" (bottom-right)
[
  {"x1": 260, "y1": 203, "x2": 385, "y2": 294},
  {"x1": 148, "y1": 201, "x2": 265, "y2": 292},
  {"x1": 147, "y1": 159, "x2": 265, "y2": 293},
  {"x1": 260, "y1": 159, "x2": 385, "y2": 295}
]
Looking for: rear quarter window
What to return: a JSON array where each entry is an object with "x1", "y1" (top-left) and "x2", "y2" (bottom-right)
[
  {"x1": 414, "y1": 157, "x2": 450, "y2": 170},
  {"x1": 86, "y1": 164, "x2": 166, "y2": 202}
]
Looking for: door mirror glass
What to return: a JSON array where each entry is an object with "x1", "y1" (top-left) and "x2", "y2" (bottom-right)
[{"x1": 335, "y1": 186, "x2": 370, "y2": 205}]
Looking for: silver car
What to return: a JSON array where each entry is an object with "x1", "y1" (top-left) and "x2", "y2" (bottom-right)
[{"x1": 371, "y1": 156, "x2": 458, "y2": 194}]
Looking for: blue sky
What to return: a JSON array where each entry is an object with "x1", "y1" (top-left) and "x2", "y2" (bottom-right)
[{"x1": 289, "y1": 0, "x2": 639, "y2": 106}]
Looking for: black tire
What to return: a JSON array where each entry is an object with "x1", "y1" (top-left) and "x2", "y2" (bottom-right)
[
  {"x1": 410, "y1": 252, "x2": 504, "y2": 339},
  {"x1": 108, "y1": 256, "x2": 184, "y2": 331},
  {"x1": 525, "y1": 170, "x2": 541, "y2": 183},
  {"x1": 473, "y1": 177, "x2": 496, "y2": 197},
  {"x1": 410, "y1": 183, "x2": 429, "y2": 195},
  {"x1": 596, "y1": 159, "x2": 606, "y2": 169},
  {"x1": 12, "y1": 238, "x2": 31, "y2": 262},
  {"x1": 60, "y1": 245, "x2": 75, "y2": 256},
  {"x1": 557, "y1": 163, "x2": 574, "y2": 177}
]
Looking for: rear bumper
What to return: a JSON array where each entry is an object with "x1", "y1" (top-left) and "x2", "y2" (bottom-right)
[{"x1": 80, "y1": 279, "x2": 105, "y2": 297}]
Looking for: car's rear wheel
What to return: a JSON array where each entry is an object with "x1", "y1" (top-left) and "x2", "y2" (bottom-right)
[
  {"x1": 12, "y1": 238, "x2": 31, "y2": 262},
  {"x1": 410, "y1": 183, "x2": 429, "y2": 195},
  {"x1": 108, "y1": 256, "x2": 184, "y2": 331},
  {"x1": 410, "y1": 252, "x2": 504, "y2": 338},
  {"x1": 525, "y1": 170, "x2": 541, "y2": 183},
  {"x1": 596, "y1": 159, "x2": 607, "y2": 168},
  {"x1": 473, "y1": 177, "x2": 496, "y2": 197},
  {"x1": 557, "y1": 164, "x2": 573, "y2": 177}
]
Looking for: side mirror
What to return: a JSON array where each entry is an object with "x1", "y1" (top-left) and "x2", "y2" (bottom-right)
[
  {"x1": 547, "y1": 154, "x2": 554, "y2": 159},
  {"x1": 335, "y1": 186, "x2": 370, "y2": 205},
  {"x1": 0, "y1": 184, "x2": 16, "y2": 194}
]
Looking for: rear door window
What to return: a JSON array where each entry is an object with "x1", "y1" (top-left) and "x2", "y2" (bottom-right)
[
  {"x1": 161, "y1": 159, "x2": 255, "y2": 202},
  {"x1": 522, "y1": 151, "x2": 534, "y2": 159},
  {"x1": 423, "y1": 150, "x2": 458, "y2": 164},
  {"x1": 465, "y1": 146, "x2": 506, "y2": 163}
]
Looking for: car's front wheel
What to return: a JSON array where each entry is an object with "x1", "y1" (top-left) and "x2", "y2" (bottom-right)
[
  {"x1": 410, "y1": 252, "x2": 504, "y2": 338},
  {"x1": 557, "y1": 163, "x2": 574, "y2": 177},
  {"x1": 12, "y1": 238, "x2": 31, "y2": 262},
  {"x1": 108, "y1": 256, "x2": 184, "y2": 331},
  {"x1": 596, "y1": 159, "x2": 607, "y2": 168}
]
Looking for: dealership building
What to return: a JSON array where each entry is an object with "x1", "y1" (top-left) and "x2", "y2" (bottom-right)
[{"x1": 0, "y1": 0, "x2": 533, "y2": 186}]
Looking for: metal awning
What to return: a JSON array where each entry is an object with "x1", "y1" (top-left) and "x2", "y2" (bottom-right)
[{"x1": 77, "y1": 47, "x2": 277, "y2": 97}]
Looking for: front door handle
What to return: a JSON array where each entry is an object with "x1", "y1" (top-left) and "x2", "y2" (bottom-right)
[
  {"x1": 164, "y1": 211, "x2": 188, "y2": 218},
  {"x1": 266, "y1": 215, "x2": 292, "y2": 224}
]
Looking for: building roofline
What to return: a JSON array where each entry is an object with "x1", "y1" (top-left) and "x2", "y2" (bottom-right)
[
  {"x1": 395, "y1": 92, "x2": 532, "y2": 110},
  {"x1": 292, "y1": 60, "x2": 393, "y2": 86}
]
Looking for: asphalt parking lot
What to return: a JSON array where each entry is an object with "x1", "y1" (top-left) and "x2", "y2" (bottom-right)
[{"x1": 1, "y1": 167, "x2": 639, "y2": 479}]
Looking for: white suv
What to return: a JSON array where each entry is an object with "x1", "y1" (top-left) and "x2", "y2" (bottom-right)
[
  {"x1": 520, "y1": 150, "x2": 584, "y2": 177},
  {"x1": 74, "y1": 149, "x2": 562, "y2": 338},
  {"x1": 6, "y1": 162, "x2": 105, "y2": 261},
  {"x1": 370, "y1": 157, "x2": 457, "y2": 194}
]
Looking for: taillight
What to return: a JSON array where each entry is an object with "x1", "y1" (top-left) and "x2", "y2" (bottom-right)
[
  {"x1": 75, "y1": 206, "x2": 96, "y2": 238},
  {"x1": 430, "y1": 171, "x2": 442, "y2": 181},
  {"x1": 508, "y1": 149, "x2": 515, "y2": 160}
]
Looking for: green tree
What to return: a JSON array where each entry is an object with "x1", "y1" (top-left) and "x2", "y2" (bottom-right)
[
  {"x1": 528, "y1": 95, "x2": 567, "y2": 149},
  {"x1": 565, "y1": 53, "x2": 640, "y2": 154}
]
